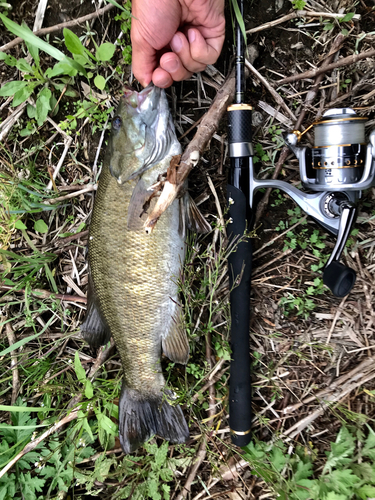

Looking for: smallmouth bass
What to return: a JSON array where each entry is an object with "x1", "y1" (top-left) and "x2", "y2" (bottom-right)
[{"x1": 81, "y1": 85, "x2": 209, "y2": 453}]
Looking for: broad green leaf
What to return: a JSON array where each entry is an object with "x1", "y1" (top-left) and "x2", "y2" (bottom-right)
[
  {"x1": 79, "y1": 413, "x2": 94, "y2": 441},
  {"x1": 96, "y1": 412, "x2": 117, "y2": 435},
  {"x1": 357, "y1": 485, "x2": 375, "y2": 500},
  {"x1": 34, "y1": 219, "x2": 48, "y2": 233},
  {"x1": 94, "y1": 74, "x2": 106, "y2": 90},
  {"x1": 84, "y1": 379, "x2": 94, "y2": 399},
  {"x1": 351, "y1": 462, "x2": 375, "y2": 483},
  {"x1": 324, "y1": 493, "x2": 347, "y2": 500},
  {"x1": 49, "y1": 92, "x2": 59, "y2": 116},
  {"x1": 45, "y1": 61, "x2": 78, "y2": 78},
  {"x1": 326, "y1": 469, "x2": 359, "y2": 495},
  {"x1": 294, "y1": 460, "x2": 313, "y2": 482},
  {"x1": 270, "y1": 446, "x2": 287, "y2": 472},
  {"x1": 16, "y1": 58, "x2": 32, "y2": 72},
  {"x1": 27, "y1": 103, "x2": 36, "y2": 118},
  {"x1": 63, "y1": 28, "x2": 84, "y2": 55},
  {"x1": 0, "y1": 80, "x2": 27, "y2": 97},
  {"x1": 26, "y1": 40, "x2": 39, "y2": 66},
  {"x1": 73, "y1": 53, "x2": 92, "y2": 67},
  {"x1": 96, "y1": 42, "x2": 116, "y2": 62},
  {"x1": 4, "y1": 54, "x2": 18, "y2": 66},
  {"x1": 362, "y1": 424, "x2": 375, "y2": 460},
  {"x1": 154, "y1": 441, "x2": 169, "y2": 468},
  {"x1": 323, "y1": 427, "x2": 355, "y2": 473},
  {"x1": 293, "y1": 478, "x2": 319, "y2": 500},
  {"x1": 340, "y1": 12, "x2": 355, "y2": 23},
  {"x1": 74, "y1": 351, "x2": 86, "y2": 382},
  {"x1": 35, "y1": 87, "x2": 52, "y2": 125},
  {"x1": 12, "y1": 84, "x2": 34, "y2": 106},
  {"x1": 15, "y1": 219, "x2": 27, "y2": 230}
]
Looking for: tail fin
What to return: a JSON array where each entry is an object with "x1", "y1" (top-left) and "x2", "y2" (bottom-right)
[{"x1": 118, "y1": 385, "x2": 189, "y2": 454}]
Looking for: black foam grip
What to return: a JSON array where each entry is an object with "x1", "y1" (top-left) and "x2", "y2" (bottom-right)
[
  {"x1": 228, "y1": 109, "x2": 252, "y2": 145},
  {"x1": 227, "y1": 184, "x2": 252, "y2": 447},
  {"x1": 323, "y1": 261, "x2": 356, "y2": 297}
]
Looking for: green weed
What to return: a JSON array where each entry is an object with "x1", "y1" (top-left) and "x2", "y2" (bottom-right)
[
  {"x1": 0, "y1": 15, "x2": 119, "y2": 133},
  {"x1": 243, "y1": 425, "x2": 375, "y2": 500}
]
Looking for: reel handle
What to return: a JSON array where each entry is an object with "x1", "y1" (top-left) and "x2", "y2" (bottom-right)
[{"x1": 323, "y1": 204, "x2": 357, "y2": 297}]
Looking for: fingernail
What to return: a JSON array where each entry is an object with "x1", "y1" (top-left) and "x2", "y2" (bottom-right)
[
  {"x1": 188, "y1": 29, "x2": 196, "y2": 43},
  {"x1": 162, "y1": 57, "x2": 180, "y2": 72},
  {"x1": 170, "y1": 34, "x2": 182, "y2": 53}
]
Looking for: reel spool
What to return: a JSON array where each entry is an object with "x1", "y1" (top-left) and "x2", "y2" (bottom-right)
[{"x1": 249, "y1": 108, "x2": 375, "y2": 297}]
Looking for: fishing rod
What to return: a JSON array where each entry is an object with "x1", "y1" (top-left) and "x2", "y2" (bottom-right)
[
  {"x1": 226, "y1": 2, "x2": 375, "y2": 448},
  {"x1": 227, "y1": 0, "x2": 253, "y2": 447}
]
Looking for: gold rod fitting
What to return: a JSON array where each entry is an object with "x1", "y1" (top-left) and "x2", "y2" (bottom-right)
[{"x1": 230, "y1": 427, "x2": 252, "y2": 436}]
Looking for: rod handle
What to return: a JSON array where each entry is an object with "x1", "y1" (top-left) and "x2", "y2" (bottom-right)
[{"x1": 227, "y1": 184, "x2": 252, "y2": 447}]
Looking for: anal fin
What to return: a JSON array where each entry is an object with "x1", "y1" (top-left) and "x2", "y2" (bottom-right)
[
  {"x1": 162, "y1": 311, "x2": 189, "y2": 365},
  {"x1": 81, "y1": 273, "x2": 111, "y2": 348}
]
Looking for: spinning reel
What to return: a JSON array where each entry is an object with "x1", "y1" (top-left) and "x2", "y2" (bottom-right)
[{"x1": 250, "y1": 108, "x2": 375, "y2": 297}]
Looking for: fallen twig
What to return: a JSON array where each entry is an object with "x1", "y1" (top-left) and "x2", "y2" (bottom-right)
[
  {"x1": 277, "y1": 48, "x2": 375, "y2": 85},
  {"x1": 294, "y1": 33, "x2": 345, "y2": 131},
  {"x1": 44, "y1": 184, "x2": 97, "y2": 204},
  {"x1": 0, "y1": 285, "x2": 87, "y2": 304},
  {"x1": 282, "y1": 356, "x2": 375, "y2": 438},
  {"x1": 245, "y1": 60, "x2": 296, "y2": 122},
  {"x1": 246, "y1": 10, "x2": 360, "y2": 35},
  {"x1": 5, "y1": 322, "x2": 20, "y2": 406},
  {"x1": 0, "y1": 3, "x2": 115, "y2": 53},
  {"x1": 175, "y1": 438, "x2": 207, "y2": 500}
]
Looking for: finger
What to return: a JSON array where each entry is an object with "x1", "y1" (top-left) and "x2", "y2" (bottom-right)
[
  {"x1": 159, "y1": 52, "x2": 194, "y2": 82},
  {"x1": 131, "y1": 26, "x2": 157, "y2": 87},
  {"x1": 152, "y1": 67, "x2": 174, "y2": 88},
  {"x1": 188, "y1": 28, "x2": 225, "y2": 66},
  {"x1": 169, "y1": 32, "x2": 207, "y2": 74}
]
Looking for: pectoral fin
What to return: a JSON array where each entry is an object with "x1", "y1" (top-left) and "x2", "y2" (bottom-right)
[
  {"x1": 162, "y1": 311, "x2": 189, "y2": 365},
  {"x1": 127, "y1": 179, "x2": 155, "y2": 231},
  {"x1": 81, "y1": 274, "x2": 111, "y2": 348},
  {"x1": 180, "y1": 192, "x2": 211, "y2": 236}
]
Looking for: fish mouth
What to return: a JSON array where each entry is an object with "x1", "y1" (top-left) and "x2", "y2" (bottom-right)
[{"x1": 121, "y1": 85, "x2": 160, "y2": 113}]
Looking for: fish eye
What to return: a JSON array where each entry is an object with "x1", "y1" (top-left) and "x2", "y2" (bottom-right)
[{"x1": 112, "y1": 116, "x2": 122, "y2": 130}]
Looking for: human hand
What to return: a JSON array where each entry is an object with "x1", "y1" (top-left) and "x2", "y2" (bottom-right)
[{"x1": 131, "y1": 0, "x2": 225, "y2": 88}]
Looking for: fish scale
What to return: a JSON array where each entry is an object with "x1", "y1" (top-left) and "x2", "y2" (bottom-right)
[{"x1": 88, "y1": 163, "x2": 184, "y2": 391}]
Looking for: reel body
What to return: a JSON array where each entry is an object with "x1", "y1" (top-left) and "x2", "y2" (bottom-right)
[{"x1": 250, "y1": 108, "x2": 375, "y2": 297}]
